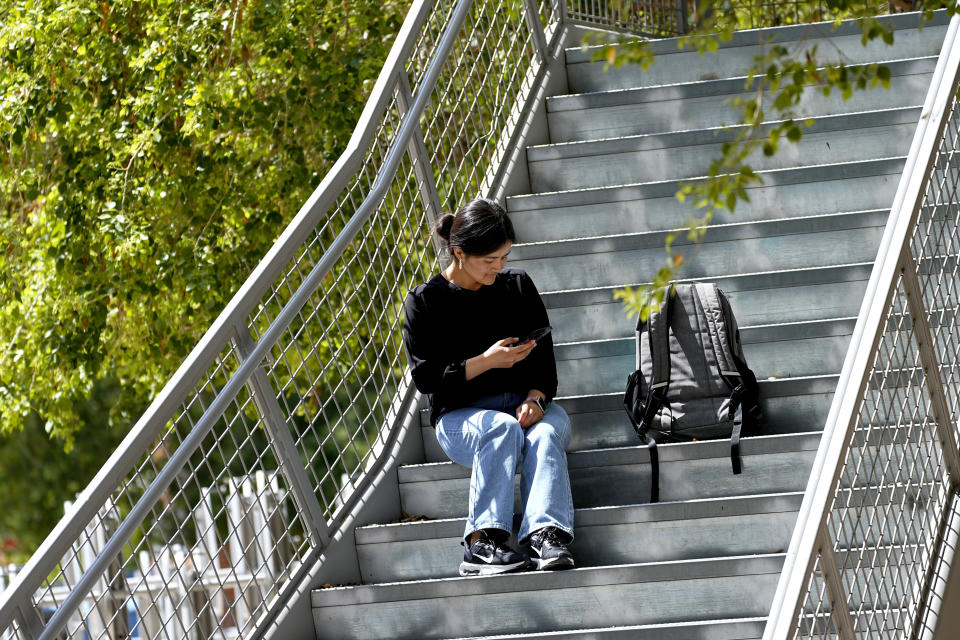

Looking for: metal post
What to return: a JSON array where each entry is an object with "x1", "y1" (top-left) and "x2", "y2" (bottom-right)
[
  {"x1": 550, "y1": 0, "x2": 566, "y2": 30},
  {"x1": 14, "y1": 604, "x2": 43, "y2": 640},
  {"x1": 915, "y1": 489, "x2": 960, "y2": 640},
  {"x1": 522, "y1": 0, "x2": 550, "y2": 63},
  {"x1": 817, "y1": 528, "x2": 856, "y2": 640},
  {"x1": 677, "y1": 0, "x2": 690, "y2": 34},
  {"x1": 899, "y1": 251, "x2": 960, "y2": 486},
  {"x1": 231, "y1": 324, "x2": 332, "y2": 547},
  {"x1": 395, "y1": 71, "x2": 446, "y2": 259},
  {"x1": 105, "y1": 552, "x2": 129, "y2": 640}
]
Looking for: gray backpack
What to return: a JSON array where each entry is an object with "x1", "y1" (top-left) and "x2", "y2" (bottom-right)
[{"x1": 623, "y1": 283, "x2": 761, "y2": 502}]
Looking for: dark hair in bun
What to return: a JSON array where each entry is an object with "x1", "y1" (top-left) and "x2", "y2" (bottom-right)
[
  {"x1": 435, "y1": 213, "x2": 456, "y2": 242},
  {"x1": 433, "y1": 198, "x2": 515, "y2": 256}
]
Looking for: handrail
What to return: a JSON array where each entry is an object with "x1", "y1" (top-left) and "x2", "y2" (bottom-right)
[
  {"x1": 764, "y1": 12, "x2": 960, "y2": 639},
  {"x1": 0, "y1": 0, "x2": 443, "y2": 624},
  {"x1": 0, "y1": 0, "x2": 441, "y2": 625},
  {"x1": 32, "y1": 3, "x2": 480, "y2": 635},
  {"x1": 7, "y1": 2, "x2": 951, "y2": 640},
  {"x1": 0, "y1": 1, "x2": 567, "y2": 639}
]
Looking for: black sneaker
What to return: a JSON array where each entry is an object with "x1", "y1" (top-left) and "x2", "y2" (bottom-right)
[
  {"x1": 524, "y1": 526, "x2": 575, "y2": 571},
  {"x1": 459, "y1": 529, "x2": 527, "y2": 576}
]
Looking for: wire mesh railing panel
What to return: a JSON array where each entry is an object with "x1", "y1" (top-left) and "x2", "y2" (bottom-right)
[
  {"x1": 565, "y1": 0, "x2": 895, "y2": 36},
  {"x1": 829, "y1": 279, "x2": 951, "y2": 638},
  {"x1": 18, "y1": 343, "x2": 319, "y2": 640},
  {"x1": 407, "y1": 1, "x2": 461, "y2": 95},
  {"x1": 243, "y1": 90, "x2": 417, "y2": 519},
  {"x1": 912, "y1": 100, "x2": 960, "y2": 435},
  {"x1": 421, "y1": 1, "x2": 543, "y2": 211},
  {"x1": 787, "y1": 281, "x2": 954, "y2": 639},
  {"x1": 715, "y1": 0, "x2": 891, "y2": 30},
  {"x1": 793, "y1": 554, "x2": 836, "y2": 639},
  {"x1": 776, "y1": 21, "x2": 960, "y2": 636},
  {"x1": 566, "y1": 0, "x2": 689, "y2": 37},
  {"x1": 263, "y1": 158, "x2": 437, "y2": 519}
]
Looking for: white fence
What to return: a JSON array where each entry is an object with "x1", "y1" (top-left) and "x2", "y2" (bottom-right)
[{"x1": 2, "y1": 472, "x2": 289, "y2": 640}]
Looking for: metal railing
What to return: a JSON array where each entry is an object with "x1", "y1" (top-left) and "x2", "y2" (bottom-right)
[
  {"x1": 0, "y1": 1, "x2": 566, "y2": 638},
  {"x1": 764, "y1": 12, "x2": 960, "y2": 640},
  {"x1": 2, "y1": 1, "x2": 951, "y2": 640},
  {"x1": 563, "y1": 0, "x2": 892, "y2": 37},
  {"x1": 1, "y1": 481, "x2": 291, "y2": 640}
]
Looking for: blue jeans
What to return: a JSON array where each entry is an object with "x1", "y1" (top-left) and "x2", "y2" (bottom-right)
[{"x1": 436, "y1": 391, "x2": 574, "y2": 543}]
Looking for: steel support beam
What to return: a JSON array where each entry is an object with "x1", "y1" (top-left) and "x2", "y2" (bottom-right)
[
  {"x1": 231, "y1": 323, "x2": 332, "y2": 548},
  {"x1": 900, "y1": 250, "x2": 960, "y2": 487},
  {"x1": 395, "y1": 70, "x2": 446, "y2": 259},
  {"x1": 15, "y1": 603, "x2": 44, "y2": 640},
  {"x1": 523, "y1": 0, "x2": 550, "y2": 63},
  {"x1": 818, "y1": 528, "x2": 856, "y2": 640}
]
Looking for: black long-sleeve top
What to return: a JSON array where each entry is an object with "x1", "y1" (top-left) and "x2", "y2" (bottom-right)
[{"x1": 403, "y1": 268, "x2": 559, "y2": 426}]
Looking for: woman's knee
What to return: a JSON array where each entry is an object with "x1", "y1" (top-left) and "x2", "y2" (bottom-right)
[
  {"x1": 481, "y1": 413, "x2": 525, "y2": 449},
  {"x1": 526, "y1": 406, "x2": 571, "y2": 449}
]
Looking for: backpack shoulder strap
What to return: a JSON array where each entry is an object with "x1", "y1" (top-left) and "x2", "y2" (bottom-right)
[
  {"x1": 714, "y1": 286, "x2": 762, "y2": 418},
  {"x1": 631, "y1": 289, "x2": 673, "y2": 504},
  {"x1": 645, "y1": 289, "x2": 673, "y2": 393},
  {"x1": 633, "y1": 288, "x2": 673, "y2": 432},
  {"x1": 693, "y1": 283, "x2": 740, "y2": 385},
  {"x1": 694, "y1": 283, "x2": 763, "y2": 476}
]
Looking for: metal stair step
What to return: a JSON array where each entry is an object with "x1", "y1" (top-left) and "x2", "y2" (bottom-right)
[
  {"x1": 543, "y1": 264, "x2": 873, "y2": 344},
  {"x1": 564, "y1": 12, "x2": 948, "y2": 93},
  {"x1": 355, "y1": 493, "x2": 802, "y2": 582},
  {"x1": 553, "y1": 317, "x2": 853, "y2": 398},
  {"x1": 446, "y1": 608, "x2": 906, "y2": 640},
  {"x1": 508, "y1": 156, "x2": 904, "y2": 214},
  {"x1": 420, "y1": 375, "x2": 835, "y2": 461},
  {"x1": 311, "y1": 554, "x2": 785, "y2": 640},
  {"x1": 509, "y1": 210, "x2": 887, "y2": 293},
  {"x1": 538, "y1": 262, "x2": 875, "y2": 309},
  {"x1": 443, "y1": 618, "x2": 767, "y2": 640},
  {"x1": 507, "y1": 157, "x2": 904, "y2": 243},
  {"x1": 549, "y1": 56, "x2": 935, "y2": 143},
  {"x1": 356, "y1": 484, "x2": 921, "y2": 584},
  {"x1": 527, "y1": 107, "x2": 919, "y2": 192},
  {"x1": 399, "y1": 433, "x2": 821, "y2": 519}
]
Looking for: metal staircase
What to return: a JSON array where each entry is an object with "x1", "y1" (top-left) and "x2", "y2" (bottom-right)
[
  {"x1": 309, "y1": 10, "x2": 956, "y2": 639},
  {"x1": 4, "y1": 3, "x2": 960, "y2": 640}
]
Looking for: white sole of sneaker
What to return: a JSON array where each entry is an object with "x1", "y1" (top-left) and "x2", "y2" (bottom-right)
[
  {"x1": 458, "y1": 560, "x2": 526, "y2": 576},
  {"x1": 530, "y1": 555, "x2": 575, "y2": 571}
]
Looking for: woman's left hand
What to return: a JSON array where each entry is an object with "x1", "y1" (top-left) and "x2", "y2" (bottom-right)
[{"x1": 516, "y1": 400, "x2": 543, "y2": 429}]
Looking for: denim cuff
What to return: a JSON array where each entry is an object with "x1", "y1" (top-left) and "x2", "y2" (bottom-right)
[{"x1": 466, "y1": 521, "x2": 512, "y2": 541}]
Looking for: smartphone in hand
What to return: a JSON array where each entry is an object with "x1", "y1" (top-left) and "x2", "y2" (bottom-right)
[{"x1": 520, "y1": 326, "x2": 552, "y2": 344}]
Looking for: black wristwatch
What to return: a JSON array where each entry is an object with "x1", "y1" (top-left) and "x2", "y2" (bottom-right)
[{"x1": 525, "y1": 395, "x2": 547, "y2": 413}]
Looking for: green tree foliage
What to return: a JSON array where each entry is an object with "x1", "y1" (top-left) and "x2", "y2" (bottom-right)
[
  {"x1": 0, "y1": 0, "x2": 409, "y2": 444},
  {"x1": 0, "y1": 378, "x2": 132, "y2": 562},
  {"x1": 0, "y1": 0, "x2": 409, "y2": 554},
  {"x1": 587, "y1": 0, "x2": 958, "y2": 319}
]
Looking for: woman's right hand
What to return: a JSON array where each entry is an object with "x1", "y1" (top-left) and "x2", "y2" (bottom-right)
[
  {"x1": 465, "y1": 337, "x2": 536, "y2": 381},
  {"x1": 482, "y1": 337, "x2": 536, "y2": 369}
]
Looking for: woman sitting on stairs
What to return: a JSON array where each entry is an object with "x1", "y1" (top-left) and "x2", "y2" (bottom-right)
[{"x1": 403, "y1": 197, "x2": 575, "y2": 576}]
